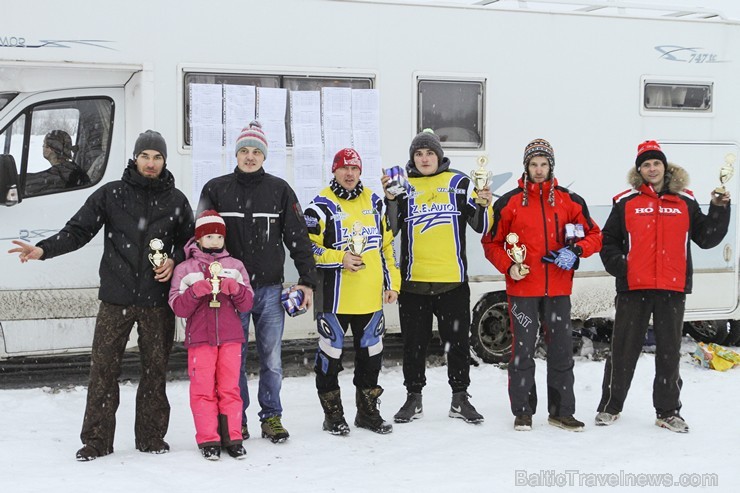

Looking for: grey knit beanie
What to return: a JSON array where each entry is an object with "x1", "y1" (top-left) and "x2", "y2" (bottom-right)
[
  {"x1": 409, "y1": 128, "x2": 444, "y2": 162},
  {"x1": 133, "y1": 130, "x2": 167, "y2": 161}
]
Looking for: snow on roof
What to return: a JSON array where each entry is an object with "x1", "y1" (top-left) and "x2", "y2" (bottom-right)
[{"x1": 331, "y1": 0, "x2": 734, "y2": 21}]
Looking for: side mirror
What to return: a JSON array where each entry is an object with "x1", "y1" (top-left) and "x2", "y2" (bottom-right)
[{"x1": 0, "y1": 154, "x2": 19, "y2": 206}]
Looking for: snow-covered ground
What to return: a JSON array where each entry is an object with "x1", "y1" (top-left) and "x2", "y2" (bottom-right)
[{"x1": 1, "y1": 341, "x2": 737, "y2": 492}]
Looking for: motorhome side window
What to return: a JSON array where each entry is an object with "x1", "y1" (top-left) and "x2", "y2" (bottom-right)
[
  {"x1": 183, "y1": 73, "x2": 373, "y2": 146},
  {"x1": 417, "y1": 80, "x2": 484, "y2": 148},
  {"x1": 644, "y1": 82, "x2": 712, "y2": 111},
  {"x1": 0, "y1": 97, "x2": 113, "y2": 201}
]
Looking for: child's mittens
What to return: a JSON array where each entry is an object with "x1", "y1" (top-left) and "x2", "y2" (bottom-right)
[
  {"x1": 191, "y1": 279, "x2": 213, "y2": 298},
  {"x1": 221, "y1": 277, "x2": 241, "y2": 296}
]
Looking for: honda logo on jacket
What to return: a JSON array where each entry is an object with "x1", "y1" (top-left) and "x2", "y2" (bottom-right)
[{"x1": 634, "y1": 206, "x2": 683, "y2": 214}]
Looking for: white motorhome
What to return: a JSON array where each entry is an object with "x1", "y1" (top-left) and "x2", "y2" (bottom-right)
[{"x1": 1, "y1": 0, "x2": 739, "y2": 361}]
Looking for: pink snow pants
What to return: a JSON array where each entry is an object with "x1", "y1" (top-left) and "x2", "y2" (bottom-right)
[{"x1": 188, "y1": 342, "x2": 243, "y2": 446}]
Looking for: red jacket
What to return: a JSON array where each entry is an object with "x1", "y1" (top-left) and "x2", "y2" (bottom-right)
[
  {"x1": 600, "y1": 165, "x2": 730, "y2": 293},
  {"x1": 169, "y1": 239, "x2": 254, "y2": 348},
  {"x1": 483, "y1": 176, "x2": 602, "y2": 297}
]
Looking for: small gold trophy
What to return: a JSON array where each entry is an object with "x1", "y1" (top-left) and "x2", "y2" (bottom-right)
[
  {"x1": 148, "y1": 238, "x2": 168, "y2": 268},
  {"x1": 470, "y1": 156, "x2": 493, "y2": 205},
  {"x1": 347, "y1": 221, "x2": 368, "y2": 270},
  {"x1": 505, "y1": 232, "x2": 530, "y2": 276},
  {"x1": 208, "y1": 261, "x2": 223, "y2": 308},
  {"x1": 715, "y1": 153, "x2": 736, "y2": 196}
]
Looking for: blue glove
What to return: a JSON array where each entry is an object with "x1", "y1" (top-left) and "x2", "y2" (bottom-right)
[{"x1": 553, "y1": 247, "x2": 578, "y2": 270}]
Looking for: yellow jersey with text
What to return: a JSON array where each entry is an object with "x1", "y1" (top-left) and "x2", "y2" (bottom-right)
[
  {"x1": 305, "y1": 186, "x2": 400, "y2": 314},
  {"x1": 397, "y1": 170, "x2": 493, "y2": 283}
]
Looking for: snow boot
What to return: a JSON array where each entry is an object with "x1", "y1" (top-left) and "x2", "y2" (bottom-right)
[
  {"x1": 200, "y1": 445, "x2": 220, "y2": 461},
  {"x1": 394, "y1": 392, "x2": 423, "y2": 423},
  {"x1": 514, "y1": 415, "x2": 532, "y2": 431},
  {"x1": 548, "y1": 415, "x2": 585, "y2": 432},
  {"x1": 224, "y1": 444, "x2": 247, "y2": 459},
  {"x1": 318, "y1": 389, "x2": 350, "y2": 436},
  {"x1": 449, "y1": 391, "x2": 484, "y2": 424},
  {"x1": 355, "y1": 386, "x2": 393, "y2": 434},
  {"x1": 261, "y1": 416, "x2": 290, "y2": 443},
  {"x1": 75, "y1": 443, "x2": 111, "y2": 462}
]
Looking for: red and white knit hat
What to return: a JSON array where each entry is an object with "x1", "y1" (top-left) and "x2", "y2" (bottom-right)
[
  {"x1": 235, "y1": 120, "x2": 268, "y2": 158},
  {"x1": 332, "y1": 148, "x2": 363, "y2": 173},
  {"x1": 195, "y1": 210, "x2": 226, "y2": 240}
]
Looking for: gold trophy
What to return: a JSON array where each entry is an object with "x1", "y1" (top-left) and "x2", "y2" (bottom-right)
[
  {"x1": 715, "y1": 153, "x2": 736, "y2": 196},
  {"x1": 347, "y1": 221, "x2": 368, "y2": 270},
  {"x1": 470, "y1": 156, "x2": 493, "y2": 205},
  {"x1": 148, "y1": 238, "x2": 168, "y2": 268},
  {"x1": 505, "y1": 232, "x2": 530, "y2": 276},
  {"x1": 208, "y1": 261, "x2": 223, "y2": 308}
]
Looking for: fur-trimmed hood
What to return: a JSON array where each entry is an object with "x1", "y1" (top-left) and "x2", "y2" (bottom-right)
[{"x1": 628, "y1": 162, "x2": 688, "y2": 194}]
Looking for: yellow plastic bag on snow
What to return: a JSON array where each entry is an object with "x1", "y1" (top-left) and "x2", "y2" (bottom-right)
[{"x1": 692, "y1": 342, "x2": 740, "y2": 371}]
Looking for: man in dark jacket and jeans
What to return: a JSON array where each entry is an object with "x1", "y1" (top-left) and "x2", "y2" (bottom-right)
[
  {"x1": 595, "y1": 140, "x2": 730, "y2": 433},
  {"x1": 9, "y1": 130, "x2": 194, "y2": 460},
  {"x1": 198, "y1": 120, "x2": 318, "y2": 443}
]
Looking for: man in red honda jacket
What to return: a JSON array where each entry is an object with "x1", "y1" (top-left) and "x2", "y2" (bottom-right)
[
  {"x1": 595, "y1": 140, "x2": 730, "y2": 433},
  {"x1": 483, "y1": 139, "x2": 602, "y2": 432}
]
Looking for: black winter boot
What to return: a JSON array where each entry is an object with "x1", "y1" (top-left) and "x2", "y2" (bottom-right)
[
  {"x1": 318, "y1": 389, "x2": 350, "y2": 436},
  {"x1": 355, "y1": 387, "x2": 393, "y2": 434}
]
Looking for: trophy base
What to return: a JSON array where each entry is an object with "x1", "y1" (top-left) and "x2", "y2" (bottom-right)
[
  {"x1": 474, "y1": 197, "x2": 489, "y2": 205},
  {"x1": 518, "y1": 265, "x2": 530, "y2": 276},
  {"x1": 714, "y1": 186, "x2": 727, "y2": 195},
  {"x1": 357, "y1": 264, "x2": 366, "y2": 270},
  {"x1": 209, "y1": 300, "x2": 221, "y2": 308}
]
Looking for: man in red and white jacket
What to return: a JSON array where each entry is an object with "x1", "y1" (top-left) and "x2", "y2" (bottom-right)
[{"x1": 595, "y1": 140, "x2": 731, "y2": 433}]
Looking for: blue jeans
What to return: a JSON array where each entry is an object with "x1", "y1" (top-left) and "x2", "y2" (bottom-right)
[{"x1": 239, "y1": 284, "x2": 285, "y2": 423}]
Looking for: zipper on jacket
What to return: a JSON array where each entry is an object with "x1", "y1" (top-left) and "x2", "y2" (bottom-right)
[
  {"x1": 539, "y1": 184, "x2": 549, "y2": 296},
  {"x1": 135, "y1": 188, "x2": 155, "y2": 303}
]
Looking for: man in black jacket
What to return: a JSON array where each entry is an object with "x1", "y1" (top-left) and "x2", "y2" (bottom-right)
[
  {"x1": 198, "y1": 120, "x2": 317, "y2": 444},
  {"x1": 9, "y1": 130, "x2": 194, "y2": 460}
]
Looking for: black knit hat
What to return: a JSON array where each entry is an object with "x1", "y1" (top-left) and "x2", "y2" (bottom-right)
[
  {"x1": 409, "y1": 128, "x2": 444, "y2": 162},
  {"x1": 133, "y1": 130, "x2": 167, "y2": 161}
]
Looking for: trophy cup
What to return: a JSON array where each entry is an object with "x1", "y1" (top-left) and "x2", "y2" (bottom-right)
[
  {"x1": 148, "y1": 238, "x2": 168, "y2": 268},
  {"x1": 470, "y1": 156, "x2": 493, "y2": 205},
  {"x1": 208, "y1": 261, "x2": 223, "y2": 308},
  {"x1": 347, "y1": 221, "x2": 368, "y2": 270},
  {"x1": 505, "y1": 232, "x2": 530, "y2": 276},
  {"x1": 715, "y1": 153, "x2": 736, "y2": 196}
]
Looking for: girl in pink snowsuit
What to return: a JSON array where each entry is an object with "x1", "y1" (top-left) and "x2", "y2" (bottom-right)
[{"x1": 169, "y1": 210, "x2": 254, "y2": 460}]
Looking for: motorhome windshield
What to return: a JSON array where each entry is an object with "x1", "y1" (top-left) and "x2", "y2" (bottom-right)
[{"x1": 0, "y1": 92, "x2": 17, "y2": 112}]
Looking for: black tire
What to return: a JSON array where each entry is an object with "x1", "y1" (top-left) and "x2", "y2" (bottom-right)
[
  {"x1": 683, "y1": 320, "x2": 729, "y2": 344},
  {"x1": 726, "y1": 320, "x2": 740, "y2": 346},
  {"x1": 470, "y1": 291, "x2": 511, "y2": 364}
]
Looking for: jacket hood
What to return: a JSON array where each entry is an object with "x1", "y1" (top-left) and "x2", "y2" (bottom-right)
[
  {"x1": 406, "y1": 156, "x2": 451, "y2": 177},
  {"x1": 628, "y1": 162, "x2": 688, "y2": 194},
  {"x1": 183, "y1": 237, "x2": 232, "y2": 261}
]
